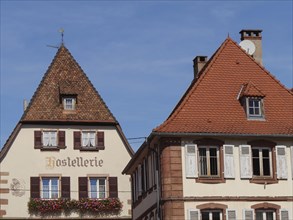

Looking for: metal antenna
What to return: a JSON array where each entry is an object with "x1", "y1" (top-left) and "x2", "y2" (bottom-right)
[{"x1": 59, "y1": 28, "x2": 64, "y2": 45}]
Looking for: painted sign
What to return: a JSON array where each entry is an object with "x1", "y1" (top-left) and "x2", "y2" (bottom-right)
[{"x1": 46, "y1": 156, "x2": 103, "y2": 169}]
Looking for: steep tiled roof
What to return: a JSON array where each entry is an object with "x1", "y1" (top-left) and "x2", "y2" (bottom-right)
[
  {"x1": 154, "y1": 37, "x2": 293, "y2": 135},
  {"x1": 21, "y1": 45, "x2": 117, "y2": 123}
]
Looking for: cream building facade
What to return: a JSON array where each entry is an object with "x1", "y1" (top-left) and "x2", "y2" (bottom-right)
[{"x1": 0, "y1": 45, "x2": 133, "y2": 219}]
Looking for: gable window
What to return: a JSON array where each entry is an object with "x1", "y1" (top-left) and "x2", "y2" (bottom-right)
[
  {"x1": 43, "y1": 131, "x2": 57, "y2": 147},
  {"x1": 34, "y1": 130, "x2": 66, "y2": 150},
  {"x1": 252, "y1": 147, "x2": 272, "y2": 177},
  {"x1": 41, "y1": 177, "x2": 59, "y2": 199},
  {"x1": 74, "y1": 131, "x2": 105, "y2": 151},
  {"x1": 198, "y1": 146, "x2": 219, "y2": 177},
  {"x1": 63, "y1": 97, "x2": 76, "y2": 110},
  {"x1": 82, "y1": 131, "x2": 96, "y2": 148},
  {"x1": 89, "y1": 177, "x2": 106, "y2": 199},
  {"x1": 246, "y1": 97, "x2": 264, "y2": 119}
]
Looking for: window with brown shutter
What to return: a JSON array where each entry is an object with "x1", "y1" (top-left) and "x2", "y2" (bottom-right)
[
  {"x1": 34, "y1": 131, "x2": 42, "y2": 149},
  {"x1": 58, "y1": 131, "x2": 66, "y2": 149},
  {"x1": 34, "y1": 130, "x2": 66, "y2": 151},
  {"x1": 109, "y1": 177, "x2": 118, "y2": 198},
  {"x1": 74, "y1": 131, "x2": 81, "y2": 150},
  {"x1": 74, "y1": 131, "x2": 105, "y2": 151},
  {"x1": 78, "y1": 177, "x2": 88, "y2": 199},
  {"x1": 30, "y1": 177, "x2": 40, "y2": 198},
  {"x1": 97, "y1": 131, "x2": 105, "y2": 150},
  {"x1": 61, "y1": 177, "x2": 70, "y2": 199}
]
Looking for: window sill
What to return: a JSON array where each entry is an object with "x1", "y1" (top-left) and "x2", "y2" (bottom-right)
[
  {"x1": 79, "y1": 146, "x2": 105, "y2": 151},
  {"x1": 250, "y1": 178, "x2": 278, "y2": 185},
  {"x1": 35, "y1": 146, "x2": 66, "y2": 151},
  {"x1": 196, "y1": 177, "x2": 226, "y2": 184}
]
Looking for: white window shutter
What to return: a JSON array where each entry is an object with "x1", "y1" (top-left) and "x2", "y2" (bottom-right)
[
  {"x1": 240, "y1": 145, "x2": 252, "y2": 178},
  {"x1": 224, "y1": 145, "x2": 235, "y2": 178},
  {"x1": 185, "y1": 144, "x2": 197, "y2": 178},
  {"x1": 243, "y1": 209, "x2": 254, "y2": 220},
  {"x1": 280, "y1": 209, "x2": 289, "y2": 220},
  {"x1": 227, "y1": 210, "x2": 236, "y2": 220},
  {"x1": 188, "y1": 209, "x2": 199, "y2": 220},
  {"x1": 276, "y1": 145, "x2": 287, "y2": 179}
]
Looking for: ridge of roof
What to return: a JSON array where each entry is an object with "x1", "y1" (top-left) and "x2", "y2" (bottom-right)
[{"x1": 21, "y1": 45, "x2": 117, "y2": 123}]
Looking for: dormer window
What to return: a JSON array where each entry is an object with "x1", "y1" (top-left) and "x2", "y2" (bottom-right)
[
  {"x1": 237, "y1": 82, "x2": 265, "y2": 120},
  {"x1": 246, "y1": 97, "x2": 264, "y2": 119},
  {"x1": 63, "y1": 97, "x2": 76, "y2": 110}
]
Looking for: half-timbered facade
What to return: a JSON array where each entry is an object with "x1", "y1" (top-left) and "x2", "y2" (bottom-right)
[
  {"x1": 123, "y1": 30, "x2": 293, "y2": 220},
  {"x1": 0, "y1": 45, "x2": 133, "y2": 218}
]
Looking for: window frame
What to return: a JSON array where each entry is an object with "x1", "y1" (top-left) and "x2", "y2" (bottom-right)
[
  {"x1": 246, "y1": 97, "x2": 265, "y2": 119},
  {"x1": 194, "y1": 139, "x2": 225, "y2": 183},
  {"x1": 81, "y1": 131, "x2": 96, "y2": 148},
  {"x1": 42, "y1": 130, "x2": 58, "y2": 147},
  {"x1": 63, "y1": 97, "x2": 76, "y2": 110},
  {"x1": 88, "y1": 177, "x2": 107, "y2": 199},
  {"x1": 41, "y1": 176, "x2": 60, "y2": 199},
  {"x1": 198, "y1": 146, "x2": 220, "y2": 177},
  {"x1": 248, "y1": 140, "x2": 278, "y2": 184},
  {"x1": 252, "y1": 147, "x2": 273, "y2": 178}
]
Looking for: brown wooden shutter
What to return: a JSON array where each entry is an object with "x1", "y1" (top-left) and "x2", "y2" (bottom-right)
[
  {"x1": 78, "y1": 177, "x2": 88, "y2": 199},
  {"x1": 109, "y1": 177, "x2": 118, "y2": 198},
  {"x1": 30, "y1": 177, "x2": 40, "y2": 198},
  {"x1": 58, "y1": 131, "x2": 66, "y2": 149},
  {"x1": 61, "y1": 177, "x2": 70, "y2": 199},
  {"x1": 74, "y1": 131, "x2": 81, "y2": 150},
  {"x1": 34, "y1": 131, "x2": 42, "y2": 148},
  {"x1": 97, "y1": 131, "x2": 104, "y2": 149}
]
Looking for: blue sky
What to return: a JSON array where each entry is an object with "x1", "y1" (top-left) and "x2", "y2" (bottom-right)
[{"x1": 1, "y1": 1, "x2": 292, "y2": 151}]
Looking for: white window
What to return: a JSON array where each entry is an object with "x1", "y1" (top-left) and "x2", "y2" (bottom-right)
[
  {"x1": 252, "y1": 147, "x2": 272, "y2": 177},
  {"x1": 255, "y1": 210, "x2": 276, "y2": 220},
  {"x1": 246, "y1": 97, "x2": 264, "y2": 118},
  {"x1": 198, "y1": 146, "x2": 220, "y2": 177},
  {"x1": 41, "y1": 177, "x2": 59, "y2": 199},
  {"x1": 63, "y1": 97, "x2": 76, "y2": 110},
  {"x1": 89, "y1": 177, "x2": 106, "y2": 199},
  {"x1": 42, "y1": 131, "x2": 57, "y2": 147},
  {"x1": 82, "y1": 131, "x2": 96, "y2": 147}
]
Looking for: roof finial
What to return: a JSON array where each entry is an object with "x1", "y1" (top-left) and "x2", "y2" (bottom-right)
[
  {"x1": 59, "y1": 28, "x2": 64, "y2": 45},
  {"x1": 227, "y1": 32, "x2": 230, "y2": 38}
]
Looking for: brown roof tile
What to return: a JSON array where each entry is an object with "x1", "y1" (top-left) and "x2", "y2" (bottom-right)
[
  {"x1": 154, "y1": 38, "x2": 293, "y2": 136},
  {"x1": 21, "y1": 45, "x2": 117, "y2": 123}
]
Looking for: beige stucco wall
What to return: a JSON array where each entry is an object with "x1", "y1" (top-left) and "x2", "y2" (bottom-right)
[
  {"x1": 0, "y1": 124, "x2": 132, "y2": 218},
  {"x1": 181, "y1": 138, "x2": 293, "y2": 218}
]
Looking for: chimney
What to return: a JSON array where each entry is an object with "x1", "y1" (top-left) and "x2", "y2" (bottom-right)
[
  {"x1": 239, "y1": 29, "x2": 263, "y2": 65},
  {"x1": 23, "y1": 99, "x2": 28, "y2": 112},
  {"x1": 193, "y1": 56, "x2": 208, "y2": 79}
]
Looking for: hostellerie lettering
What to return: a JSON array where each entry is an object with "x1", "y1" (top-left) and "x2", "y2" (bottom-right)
[{"x1": 46, "y1": 157, "x2": 103, "y2": 169}]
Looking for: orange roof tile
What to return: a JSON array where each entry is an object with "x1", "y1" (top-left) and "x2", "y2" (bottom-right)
[{"x1": 154, "y1": 38, "x2": 293, "y2": 136}]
